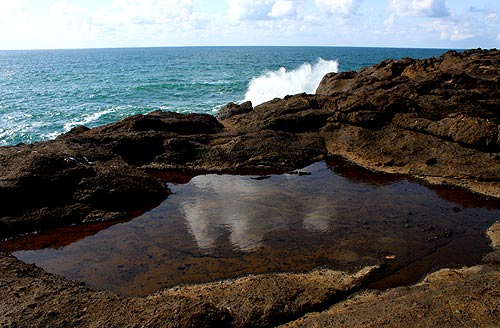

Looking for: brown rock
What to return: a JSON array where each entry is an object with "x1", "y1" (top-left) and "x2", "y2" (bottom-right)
[
  {"x1": 2, "y1": 48, "x2": 500, "y2": 327},
  {"x1": 281, "y1": 266, "x2": 500, "y2": 328},
  {"x1": 2, "y1": 49, "x2": 500, "y2": 237},
  {"x1": 216, "y1": 101, "x2": 253, "y2": 120},
  {"x1": 0, "y1": 250, "x2": 377, "y2": 328}
]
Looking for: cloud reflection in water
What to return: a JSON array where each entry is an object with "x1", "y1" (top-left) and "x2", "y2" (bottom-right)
[{"x1": 179, "y1": 164, "x2": 338, "y2": 252}]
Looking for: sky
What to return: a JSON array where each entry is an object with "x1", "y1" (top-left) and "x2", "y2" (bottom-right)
[{"x1": 0, "y1": 0, "x2": 499, "y2": 50}]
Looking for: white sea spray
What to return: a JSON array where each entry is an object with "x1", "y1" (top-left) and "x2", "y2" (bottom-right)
[{"x1": 244, "y1": 58, "x2": 339, "y2": 106}]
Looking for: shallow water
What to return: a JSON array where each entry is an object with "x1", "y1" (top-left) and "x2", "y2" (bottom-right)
[{"x1": 3, "y1": 159, "x2": 499, "y2": 297}]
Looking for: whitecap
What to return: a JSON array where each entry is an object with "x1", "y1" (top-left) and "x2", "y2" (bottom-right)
[
  {"x1": 244, "y1": 58, "x2": 339, "y2": 106},
  {"x1": 62, "y1": 107, "x2": 117, "y2": 132}
]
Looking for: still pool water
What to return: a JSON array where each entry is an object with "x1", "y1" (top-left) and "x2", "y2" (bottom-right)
[{"x1": 3, "y1": 159, "x2": 499, "y2": 296}]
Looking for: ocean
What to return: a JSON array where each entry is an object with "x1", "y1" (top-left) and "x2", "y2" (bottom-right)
[{"x1": 0, "y1": 46, "x2": 450, "y2": 146}]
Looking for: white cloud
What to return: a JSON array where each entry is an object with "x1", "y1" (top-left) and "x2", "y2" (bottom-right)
[
  {"x1": 46, "y1": 0, "x2": 203, "y2": 34},
  {"x1": 0, "y1": 0, "x2": 215, "y2": 49},
  {"x1": 227, "y1": 0, "x2": 274, "y2": 20},
  {"x1": 0, "y1": 1, "x2": 36, "y2": 49},
  {"x1": 43, "y1": 0, "x2": 212, "y2": 47},
  {"x1": 0, "y1": 0, "x2": 498, "y2": 50},
  {"x1": 314, "y1": 0, "x2": 363, "y2": 16},
  {"x1": 0, "y1": 0, "x2": 38, "y2": 30},
  {"x1": 94, "y1": 0, "x2": 194, "y2": 27},
  {"x1": 226, "y1": 0, "x2": 298, "y2": 20},
  {"x1": 49, "y1": 1, "x2": 93, "y2": 31},
  {"x1": 390, "y1": 0, "x2": 449, "y2": 18},
  {"x1": 0, "y1": 0, "x2": 28, "y2": 16},
  {"x1": 483, "y1": 8, "x2": 499, "y2": 24},
  {"x1": 468, "y1": 6, "x2": 500, "y2": 45},
  {"x1": 384, "y1": 2, "x2": 500, "y2": 47},
  {"x1": 428, "y1": 6, "x2": 500, "y2": 44},
  {"x1": 429, "y1": 17, "x2": 474, "y2": 41},
  {"x1": 270, "y1": 0, "x2": 297, "y2": 18},
  {"x1": 384, "y1": 13, "x2": 395, "y2": 28}
]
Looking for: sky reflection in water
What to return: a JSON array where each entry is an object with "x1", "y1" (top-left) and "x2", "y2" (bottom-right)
[{"x1": 9, "y1": 161, "x2": 499, "y2": 296}]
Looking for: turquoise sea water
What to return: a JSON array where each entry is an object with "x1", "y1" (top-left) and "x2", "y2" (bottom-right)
[{"x1": 0, "y1": 47, "x2": 450, "y2": 146}]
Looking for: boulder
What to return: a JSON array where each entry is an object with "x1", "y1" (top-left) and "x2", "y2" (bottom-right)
[{"x1": 216, "y1": 101, "x2": 253, "y2": 120}]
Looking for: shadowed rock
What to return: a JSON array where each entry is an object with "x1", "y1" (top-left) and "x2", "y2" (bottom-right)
[
  {"x1": 1, "y1": 48, "x2": 500, "y2": 328},
  {"x1": 2, "y1": 48, "x2": 500, "y2": 237}
]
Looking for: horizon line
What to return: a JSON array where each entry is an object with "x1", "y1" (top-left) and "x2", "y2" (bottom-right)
[{"x1": 0, "y1": 44, "x2": 467, "y2": 52}]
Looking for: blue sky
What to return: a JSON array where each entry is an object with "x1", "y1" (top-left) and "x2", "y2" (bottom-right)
[{"x1": 0, "y1": 0, "x2": 499, "y2": 50}]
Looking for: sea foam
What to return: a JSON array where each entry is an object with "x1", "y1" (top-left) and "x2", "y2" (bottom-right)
[
  {"x1": 62, "y1": 107, "x2": 117, "y2": 132},
  {"x1": 244, "y1": 58, "x2": 339, "y2": 106}
]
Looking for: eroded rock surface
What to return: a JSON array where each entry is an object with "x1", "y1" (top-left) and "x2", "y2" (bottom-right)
[
  {"x1": 282, "y1": 221, "x2": 500, "y2": 328},
  {"x1": 1, "y1": 49, "x2": 500, "y2": 327},
  {"x1": 2, "y1": 49, "x2": 500, "y2": 237},
  {"x1": 315, "y1": 49, "x2": 500, "y2": 197},
  {"x1": 0, "y1": 249, "x2": 378, "y2": 327},
  {"x1": 281, "y1": 266, "x2": 500, "y2": 328}
]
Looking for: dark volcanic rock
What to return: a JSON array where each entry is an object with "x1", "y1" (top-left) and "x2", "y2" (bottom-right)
[
  {"x1": 0, "y1": 139, "x2": 169, "y2": 237},
  {"x1": 1, "y1": 49, "x2": 500, "y2": 238},
  {"x1": 315, "y1": 49, "x2": 500, "y2": 197},
  {"x1": 89, "y1": 110, "x2": 224, "y2": 135},
  {"x1": 216, "y1": 101, "x2": 253, "y2": 120},
  {"x1": 2, "y1": 48, "x2": 500, "y2": 328}
]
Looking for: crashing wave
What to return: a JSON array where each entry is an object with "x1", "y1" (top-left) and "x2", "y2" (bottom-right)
[{"x1": 244, "y1": 58, "x2": 339, "y2": 106}]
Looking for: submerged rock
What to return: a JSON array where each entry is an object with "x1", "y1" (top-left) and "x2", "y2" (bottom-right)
[{"x1": 0, "y1": 249, "x2": 378, "y2": 328}]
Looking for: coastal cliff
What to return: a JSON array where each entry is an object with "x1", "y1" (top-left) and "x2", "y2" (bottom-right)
[{"x1": 1, "y1": 49, "x2": 500, "y2": 327}]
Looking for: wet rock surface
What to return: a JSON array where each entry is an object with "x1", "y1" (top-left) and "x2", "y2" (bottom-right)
[
  {"x1": 282, "y1": 222, "x2": 500, "y2": 328},
  {"x1": 0, "y1": 249, "x2": 378, "y2": 327},
  {"x1": 1, "y1": 49, "x2": 500, "y2": 326},
  {"x1": 281, "y1": 266, "x2": 500, "y2": 328}
]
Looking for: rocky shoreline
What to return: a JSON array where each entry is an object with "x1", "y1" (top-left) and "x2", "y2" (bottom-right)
[{"x1": 1, "y1": 49, "x2": 500, "y2": 326}]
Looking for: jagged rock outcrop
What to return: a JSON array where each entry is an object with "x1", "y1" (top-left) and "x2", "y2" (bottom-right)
[
  {"x1": 1, "y1": 48, "x2": 500, "y2": 327},
  {"x1": 315, "y1": 49, "x2": 500, "y2": 197},
  {"x1": 1, "y1": 48, "x2": 500, "y2": 238},
  {"x1": 216, "y1": 101, "x2": 253, "y2": 120}
]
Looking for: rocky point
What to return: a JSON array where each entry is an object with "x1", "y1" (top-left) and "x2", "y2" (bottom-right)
[{"x1": 1, "y1": 49, "x2": 499, "y2": 327}]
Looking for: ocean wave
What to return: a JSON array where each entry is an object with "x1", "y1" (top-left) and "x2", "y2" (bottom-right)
[
  {"x1": 244, "y1": 58, "x2": 339, "y2": 106},
  {"x1": 62, "y1": 107, "x2": 117, "y2": 132}
]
